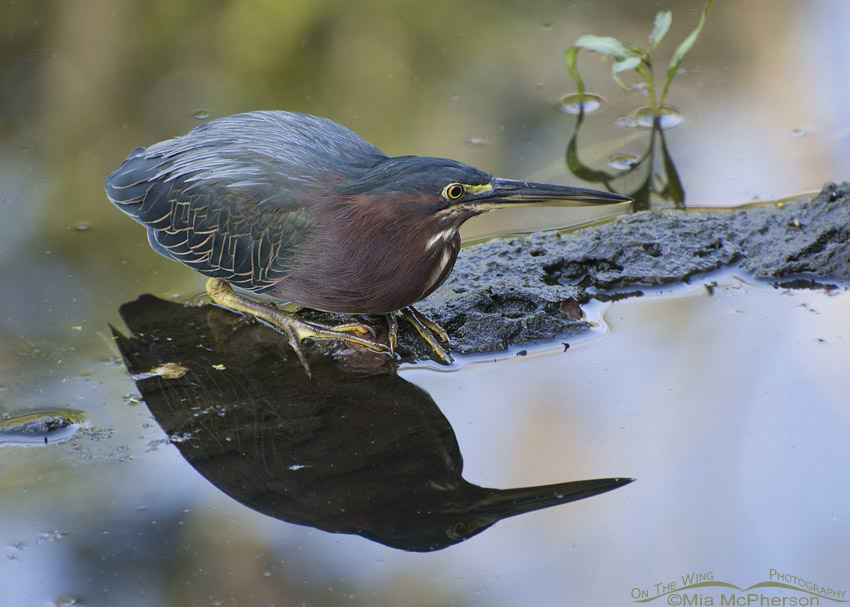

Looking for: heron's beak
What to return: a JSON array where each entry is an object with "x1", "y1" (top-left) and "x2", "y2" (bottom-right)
[
  {"x1": 473, "y1": 477, "x2": 634, "y2": 523},
  {"x1": 475, "y1": 178, "x2": 631, "y2": 208}
]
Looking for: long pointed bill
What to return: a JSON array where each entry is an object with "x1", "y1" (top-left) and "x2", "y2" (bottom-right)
[
  {"x1": 476, "y1": 477, "x2": 634, "y2": 522},
  {"x1": 473, "y1": 178, "x2": 631, "y2": 208}
]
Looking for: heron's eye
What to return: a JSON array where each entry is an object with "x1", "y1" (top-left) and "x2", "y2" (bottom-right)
[
  {"x1": 447, "y1": 521, "x2": 468, "y2": 540},
  {"x1": 443, "y1": 183, "x2": 465, "y2": 201}
]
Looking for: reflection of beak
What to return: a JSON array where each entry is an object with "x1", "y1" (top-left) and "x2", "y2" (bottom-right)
[
  {"x1": 474, "y1": 178, "x2": 631, "y2": 207},
  {"x1": 477, "y1": 477, "x2": 634, "y2": 522}
]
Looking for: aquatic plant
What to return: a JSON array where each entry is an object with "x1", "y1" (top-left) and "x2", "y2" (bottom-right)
[
  {"x1": 563, "y1": 1, "x2": 714, "y2": 209},
  {"x1": 565, "y1": 0, "x2": 714, "y2": 115}
]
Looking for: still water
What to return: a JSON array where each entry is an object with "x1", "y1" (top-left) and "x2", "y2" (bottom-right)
[{"x1": 1, "y1": 1, "x2": 849, "y2": 605}]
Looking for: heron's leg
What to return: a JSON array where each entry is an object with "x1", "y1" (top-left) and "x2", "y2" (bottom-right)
[
  {"x1": 206, "y1": 278, "x2": 391, "y2": 377},
  {"x1": 401, "y1": 306, "x2": 453, "y2": 364},
  {"x1": 386, "y1": 313, "x2": 399, "y2": 355}
]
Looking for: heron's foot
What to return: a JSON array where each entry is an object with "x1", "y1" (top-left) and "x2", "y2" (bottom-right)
[
  {"x1": 205, "y1": 278, "x2": 391, "y2": 377},
  {"x1": 397, "y1": 306, "x2": 453, "y2": 364}
]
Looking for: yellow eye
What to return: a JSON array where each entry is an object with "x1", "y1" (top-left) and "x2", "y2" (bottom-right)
[{"x1": 444, "y1": 183, "x2": 465, "y2": 201}]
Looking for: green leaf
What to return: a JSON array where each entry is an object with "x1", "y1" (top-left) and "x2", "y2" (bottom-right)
[
  {"x1": 622, "y1": 40, "x2": 649, "y2": 57},
  {"x1": 565, "y1": 113, "x2": 618, "y2": 184},
  {"x1": 564, "y1": 45, "x2": 586, "y2": 100},
  {"x1": 669, "y1": 0, "x2": 713, "y2": 67},
  {"x1": 611, "y1": 56, "x2": 643, "y2": 92},
  {"x1": 613, "y1": 56, "x2": 642, "y2": 73},
  {"x1": 658, "y1": 127, "x2": 685, "y2": 206},
  {"x1": 660, "y1": 0, "x2": 714, "y2": 105},
  {"x1": 573, "y1": 34, "x2": 634, "y2": 61},
  {"x1": 629, "y1": 173, "x2": 653, "y2": 212},
  {"x1": 649, "y1": 11, "x2": 672, "y2": 49},
  {"x1": 566, "y1": 35, "x2": 645, "y2": 98}
]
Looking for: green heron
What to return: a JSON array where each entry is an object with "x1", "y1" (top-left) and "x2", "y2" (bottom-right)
[{"x1": 106, "y1": 111, "x2": 628, "y2": 374}]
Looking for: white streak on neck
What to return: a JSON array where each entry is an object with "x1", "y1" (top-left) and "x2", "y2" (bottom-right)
[
  {"x1": 421, "y1": 246, "x2": 454, "y2": 298},
  {"x1": 425, "y1": 228, "x2": 457, "y2": 251}
]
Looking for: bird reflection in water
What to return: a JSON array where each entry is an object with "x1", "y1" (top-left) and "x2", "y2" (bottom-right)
[{"x1": 112, "y1": 295, "x2": 632, "y2": 552}]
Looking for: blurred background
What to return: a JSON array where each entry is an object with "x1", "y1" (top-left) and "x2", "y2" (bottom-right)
[{"x1": 1, "y1": 1, "x2": 849, "y2": 605}]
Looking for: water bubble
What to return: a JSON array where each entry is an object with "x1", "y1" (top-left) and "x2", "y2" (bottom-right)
[
  {"x1": 74, "y1": 223, "x2": 90, "y2": 232},
  {"x1": 193, "y1": 110, "x2": 211, "y2": 120},
  {"x1": 557, "y1": 92, "x2": 605, "y2": 115},
  {"x1": 608, "y1": 152, "x2": 641, "y2": 171},
  {"x1": 617, "y1": 105, "x2": 682, "y2": 129}
]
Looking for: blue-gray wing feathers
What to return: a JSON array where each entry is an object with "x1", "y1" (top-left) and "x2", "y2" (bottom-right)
[{"x1": 105, "y1": 111, "x2": 386, "y2": 292}]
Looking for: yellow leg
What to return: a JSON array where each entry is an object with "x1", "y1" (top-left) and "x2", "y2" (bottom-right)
[
  {"x1": 386, "y1": 313, "x2": 399, "y2": 356},
  {"x1": 401, "y1": 306, "x2": 453, "y2": 364},
  {"x1": 206, "y1": 278, "x2": 391, "y2": 377}
]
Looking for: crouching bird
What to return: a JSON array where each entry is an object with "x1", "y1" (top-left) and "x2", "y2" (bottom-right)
[{"x1": 106, "y1": 111, "x2": 629, "y2": 375}]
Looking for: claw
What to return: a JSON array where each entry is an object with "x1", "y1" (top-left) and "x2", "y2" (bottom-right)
[
  {"x1": 326, "y1": 321, "x2": 378, "y2": 339},
  {"x1": 383, "y1": 313, "x2": 397, "y2": 357},
  {"x1": 206, "y1": 278, "x2": 391, "y2": 377},
  {"x1": 205, "y1": 279, "x2": 454, "y2": 373},
  {"x1": 401, "y1": 306, "x2": 453, "y2": 364}
]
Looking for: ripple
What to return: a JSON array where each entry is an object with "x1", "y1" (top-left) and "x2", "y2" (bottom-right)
[
  {"x1": 617, "y1": 105, "x2": 682, "y2": 129},
  {"x1": 557, "y1": 92, "x2": 605, "y2": 115},
  {"x1": 608, "y1": 152, "x2": 641, "y2": 171}
]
